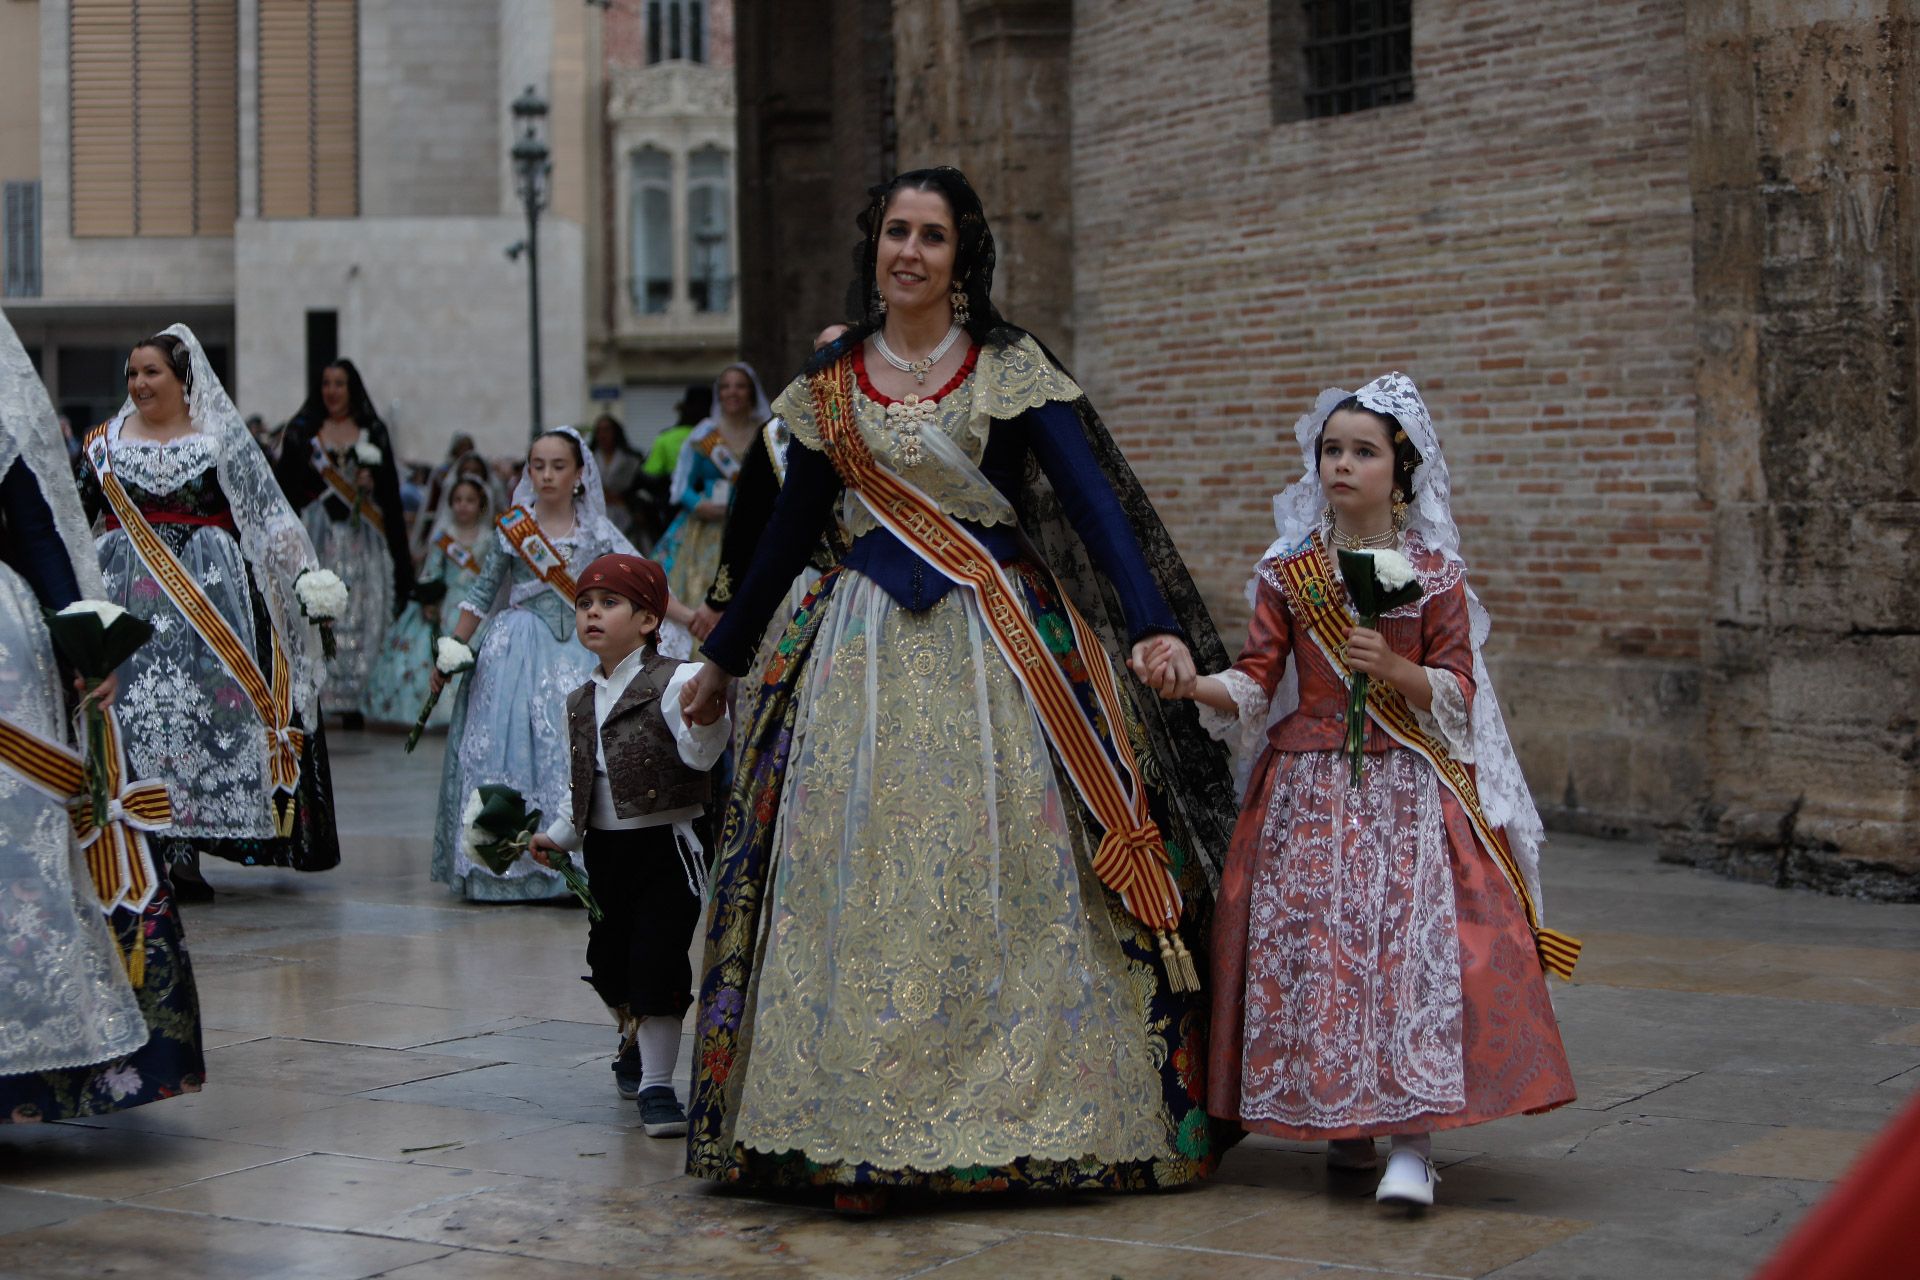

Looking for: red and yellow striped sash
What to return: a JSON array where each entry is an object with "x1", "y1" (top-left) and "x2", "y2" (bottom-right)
[
  {"x1": 85, "y1": 425, "x2": 305, "y2": 819},
  {"x1": 497, "y1": 506, "x2": 579, "y2": 605},
  {"x1": 310, "y1": 438, "x2": 386, "y2": 536},
  {"x1": 1271, "y1": 544, "x2": 1582, "y2": 980},
  {"x1": 0, "y1": 710, "x2": 169, "y2": 917},
  {"x1": 436, "y1": 532, "x2": 479, "y2": 575},
  {"x1": 809, "y1": 359, "x2": 1194, "y2": 983}
]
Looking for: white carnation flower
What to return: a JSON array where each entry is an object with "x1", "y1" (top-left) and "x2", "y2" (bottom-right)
[
  {"x1": 1369, "y1": 548, "x2": 1417, "y2": 592},
  {"x1": 460, "y1": 789, "x2": 485, "y2": 855},
  {"x1": 435, "y1": 637, "x2": 476, "y2": 673},
  {"x1": 56, "y1": 599, "x2": 128, "y2": 625},
  {"x1": 353, "y1": 441, "x2": 383, "y2": 468},
  {"x1": 296, "y1": 569, "x2": 350, "y2": 619}
]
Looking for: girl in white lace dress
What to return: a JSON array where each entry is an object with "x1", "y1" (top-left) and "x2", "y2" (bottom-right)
[{"x1": 1151, "y1": 373, "x2": 1575, "y2": 1207}]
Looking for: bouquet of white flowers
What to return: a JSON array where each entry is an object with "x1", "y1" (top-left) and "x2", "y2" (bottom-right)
[
  {"x1": 462, "y1": 784, "x2": 600, "y2": 919},
  {"x1": 352, "y1": 440, "x2": 383, "y2": 469},
  {"x1": 1336, "y1": 547, "x2": 1424, "y2": 787},
  {"x1": 295, "y1": 568, "x2": 349, "y2": 659},
  {"x1": 405, "y1": 637, "x2": 475, "y2": 753},
  {"x1": 43, "y1": 599, "x2": 155, "y2": 829}
]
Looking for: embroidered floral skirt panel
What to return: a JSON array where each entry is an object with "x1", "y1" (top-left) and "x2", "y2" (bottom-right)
[
  {"x1": 656, "y1": 508, "x2": 724, "y2": 609},
  {"x1": 362, "y1": 549, "x2": 479, "y2": 729},
  {"x1": 688, "y1": 568, "x2": 1226, "y2": 1192},
  {"x1": 1207, "y1": 746, "x2": 1575, "y2": 1140},
  {"x1": 430, "y1": 606, "x2": 593, "y2": 901},
  {"x1": 303, "y1": 503, "x2": 393, "y2": 713}
]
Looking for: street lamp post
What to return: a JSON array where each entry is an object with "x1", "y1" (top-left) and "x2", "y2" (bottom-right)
[{"x1": 510, "y1": 86, "x2": 551, "y2": 440}]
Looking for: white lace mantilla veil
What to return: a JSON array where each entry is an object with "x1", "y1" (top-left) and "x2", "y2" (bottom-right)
[
  {"x1": 105, "y1": 324, "x2": 326, "y2": 720},
  {"x1": 669, "y1": 361, "x2": 772, "y2": 506},
  {"x1": 1253, "y1": 371, "x2": 1549, "y2": 915},
  {"x1": 506, "y1": 424, "x2": 612, "y2": 533},
  {"x1": 425, "y1": 468, "x2": 495, "y2": 546},
  {"x1": 0, "y1": 309, "x2": 105, "y2": 599}
]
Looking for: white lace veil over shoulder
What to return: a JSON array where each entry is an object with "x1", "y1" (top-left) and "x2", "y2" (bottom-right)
[
  {"x1": 1256, "y1": 372, "x2": 1549, "y2": 914},
  {"x1": 108, "y1": 324, "x2": 326, "y2": 719},
  {"x1": 427, "y1": 468, "x2": 495, "y2": 547},
  {"x1": 0, "y1": 310, "x2": 105, "y2": 599}
]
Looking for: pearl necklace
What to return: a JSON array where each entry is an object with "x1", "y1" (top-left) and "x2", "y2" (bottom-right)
[
  {"x1": 874, "y1": 323, "x2": 964, "y2": 385},
  {"x1": 1328, "y1": 522, "x2": 1399, "y2": 551}
]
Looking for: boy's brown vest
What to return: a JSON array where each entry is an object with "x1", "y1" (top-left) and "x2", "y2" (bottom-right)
[{"x1": 564, "y1": 649, "x2": 711, "y2": 835}]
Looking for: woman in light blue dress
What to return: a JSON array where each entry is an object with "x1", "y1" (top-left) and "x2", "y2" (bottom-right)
[
  {"x1": 361, "y1": 476, "x2": 491, "y2": 729},
  {"x1": 429, "y1": 428, "x2": 691, "y2": 901}
]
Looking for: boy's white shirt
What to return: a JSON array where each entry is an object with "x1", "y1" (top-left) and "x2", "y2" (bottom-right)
[{"x1": 543, "y1": 645, "x2": 729, "y2": 852}]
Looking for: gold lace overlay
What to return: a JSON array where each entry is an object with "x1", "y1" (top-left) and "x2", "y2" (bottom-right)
[
  {"x1": 731, "y1": 570, "x2": 1176, "y2": 1171},
  {"x1": 663, "y1": 512, "x2": 725, "y2": 606},
  {"x1": 771, "y1": 334, "x2": 1084, "y2": 542}
]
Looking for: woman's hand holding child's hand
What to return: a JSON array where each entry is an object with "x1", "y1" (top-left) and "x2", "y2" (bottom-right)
[{"x1": 1128, "y1": 635, "x2": 1195, "y2": 700}]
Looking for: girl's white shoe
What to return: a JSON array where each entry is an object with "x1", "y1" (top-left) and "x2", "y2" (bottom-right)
[{"x1": 1374, "y1": 1148, "x2": 1438, "y2": 1206}]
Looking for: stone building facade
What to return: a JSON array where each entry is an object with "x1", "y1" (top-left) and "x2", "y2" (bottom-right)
[
  {"x1": 2, "y1": 0, "x2": 595, "y2": 460},
  {"x1": 593, "y1": 0, "x2": 744, "y2": 444},
  {"x1": 736, "y1": 0, "x2": 1920, "y2": 894}
]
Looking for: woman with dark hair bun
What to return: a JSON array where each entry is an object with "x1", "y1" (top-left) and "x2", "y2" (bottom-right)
[
  {"x1": 275, "y1": 359, "x2": 415, "y2": 724},
  {"x1": 679, "y1": 168, "x2": 1241, "y2": 1209}
]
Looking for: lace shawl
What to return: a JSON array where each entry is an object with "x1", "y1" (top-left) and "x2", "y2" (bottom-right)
[
  {"x1": 102, "y1": 325, "x2": 325, "y2": 720},
  {"x1": 0, "y1": 310, "x2": 105, "y2": 599}
]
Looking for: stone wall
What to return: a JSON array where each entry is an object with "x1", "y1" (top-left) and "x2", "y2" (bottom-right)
[
  {"x1": 733, "y1": 0, "x2": 893, "y2": 386},
  {"x1": 1068, "y1": 0, "x2": 1704, "y2": 841},
  {"x1": 234, "y1": 215, "x2": 588, "y2": 461},
  {"x1": 1683, "y1": 0, "x2": 1920, "y2": 893},
  {"x1": 360, "y1": 1, "x2": 503, "y2": 219}
]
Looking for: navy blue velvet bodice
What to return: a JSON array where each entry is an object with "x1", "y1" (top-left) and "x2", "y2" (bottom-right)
[{"x1": 702, "y1": 397, "x2": 1181, "y2": 676}]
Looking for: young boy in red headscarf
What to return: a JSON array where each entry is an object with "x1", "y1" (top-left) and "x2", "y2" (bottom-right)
[{"x1": 530, "y1": 553, "x2": 729, "y2": 1136}]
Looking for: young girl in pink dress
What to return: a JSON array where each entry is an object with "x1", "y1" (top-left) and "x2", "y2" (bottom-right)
[{"x1": 1146, "y1": 372, "x2": 1577, "y2": 1206}]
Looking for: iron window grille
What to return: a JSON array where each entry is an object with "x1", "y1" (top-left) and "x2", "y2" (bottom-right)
[
  {"x1": 1301, "y1": 0, "x2": 1413, "y2": 119},
  {"x1": 3, "y1": 181, "x2": 41, "y2": 298}
]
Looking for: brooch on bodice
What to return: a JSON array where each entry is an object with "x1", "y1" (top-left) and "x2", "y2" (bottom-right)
[{"x1": 883, "y1": 395, "x2": 939, "y2": 468}]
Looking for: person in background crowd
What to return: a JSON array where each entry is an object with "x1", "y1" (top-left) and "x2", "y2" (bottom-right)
[
  {"x1": 275, "y1": 360, "x2": 415, "y2": 726},
  {"x1": 655, "y1": 366, "x2": 771, "y2": 607},
  {"x1": 634, "y1": 386, "x2": 710, "y2": 545},
  {"x1": 590, "y1": 414, "x2": 643, "y2": 538},
  {"x1": 415, "y1": 433, "x2": 478, "y2": 555},
  {"x1": 362, "y1": 475, "x2": 493, "y2": 731}
]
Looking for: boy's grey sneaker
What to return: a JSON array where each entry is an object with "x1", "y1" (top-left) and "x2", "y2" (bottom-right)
[
  {"x1": 612, "y1": 1039, "x2": 642, "y2": 1101},
  {"x1": 637, "y1": 1086, "x2": 687, "y2": 1138}
]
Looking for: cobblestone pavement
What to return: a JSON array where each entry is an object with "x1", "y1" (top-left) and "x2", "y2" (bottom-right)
[{"x1": 2, "y1": 729, "x2": 1916, "y2": 1279}]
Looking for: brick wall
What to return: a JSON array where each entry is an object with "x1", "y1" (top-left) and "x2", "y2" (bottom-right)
[
  {"x1": 606, "y1": 0, "x2": 735, "y2": 71},
  {"x1": 1069, "y1": 0, "x2": 1704, "y2": 834}
]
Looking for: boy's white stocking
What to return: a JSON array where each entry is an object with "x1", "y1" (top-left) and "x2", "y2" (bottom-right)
[{"x1": 636, "y1": 1015, "x2": 681, "y2": 1092}]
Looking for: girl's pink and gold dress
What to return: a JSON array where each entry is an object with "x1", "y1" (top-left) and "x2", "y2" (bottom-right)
[{"x1": 1204, "y1": 536, "x2": 1576, "y2": 1140}]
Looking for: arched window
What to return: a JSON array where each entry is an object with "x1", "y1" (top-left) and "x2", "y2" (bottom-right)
[
  {"x1": 686, "y1": 145, "x2": 732, "y2": 314},
  {"x1": 646, "y1": 1, "x2": 706, "y2": 65},
  {"x1": 629, "y1": 147, "x2": 673, "y2": 315}
]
